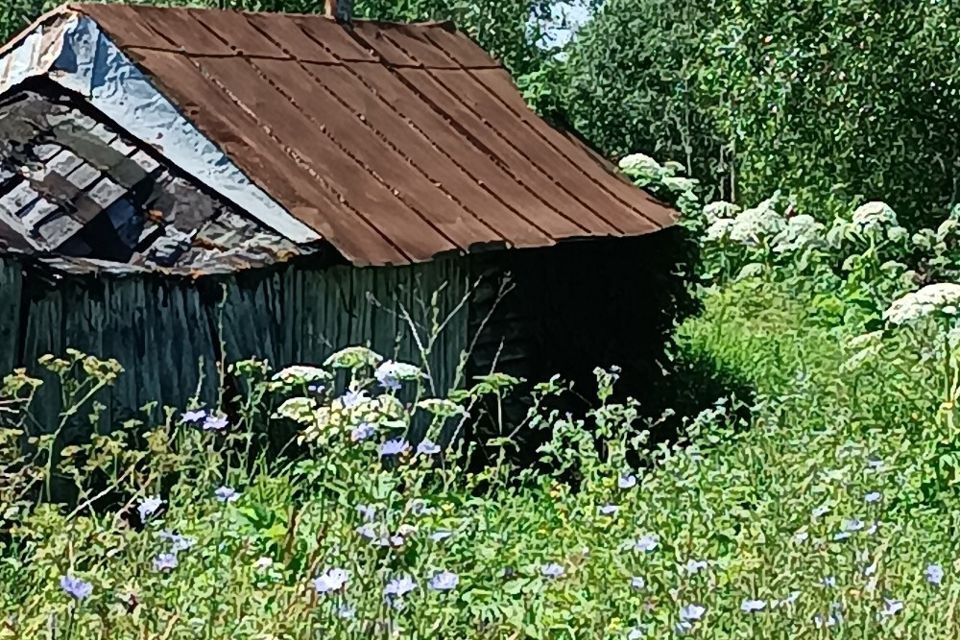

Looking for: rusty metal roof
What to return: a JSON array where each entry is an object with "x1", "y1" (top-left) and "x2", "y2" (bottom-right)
[{"x1": 3, "y1": 4, "x2": 675, "y2": 268}]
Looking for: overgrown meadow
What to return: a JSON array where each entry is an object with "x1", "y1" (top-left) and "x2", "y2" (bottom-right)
[{"x1": 5, "y1": 162, "x2": 960, "y2": 639}]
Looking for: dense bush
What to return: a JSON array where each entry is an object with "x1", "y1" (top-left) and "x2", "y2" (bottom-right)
[{"x1": 564, "y1": 0, "x2": 960, "y2": 226}]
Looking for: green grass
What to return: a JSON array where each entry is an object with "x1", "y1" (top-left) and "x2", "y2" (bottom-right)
[{"x1": 3, "y1": 276, "x2": 960, "y2": 639}]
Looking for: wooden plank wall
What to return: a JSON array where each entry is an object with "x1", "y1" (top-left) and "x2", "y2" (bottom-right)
[{"x1": 1, "y1": 256, "x2": 470, "y2": 436}]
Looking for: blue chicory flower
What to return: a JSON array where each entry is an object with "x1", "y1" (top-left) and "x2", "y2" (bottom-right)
[
  {"x1": 842, "y1": 518, "x2": 865, "y2": 532},
  {"x1": 679, "y1": 604, "x2": 706, "y2": 622},
  {"x1": 683, "y1": 559, "x2": 708, "y2": 575},
  {"x1": 821, "y1": 576, "x2": 837, "y2": 588},
  {"x1": 541, "y1": 563, "x2": 565, "y2": 578},
  {"x1": 630, "y1": 576, "x2": 646, "y2": 590},
  {"x1": 618, "y1": 473, "x2": 638, "y2": 489},
  {"x1": 428, "y1": 570, "x2": 459, "y2": 591},
  {"x1": 181, "y1": 408, "x2": 207, "y2": 424},
  {"x1": 137, "y1": 496, "x2": 163, "y2": 523},
  {"x1": 158, "y1": 530, "x2": 195, "y2": 552},
  {"x1": 417, "y1": 439, "x2": 441, "y2": 455},
  {"x1": 153, "y1": 553, "x2": 178, "y2": 572},
  {"x1": 430, "y1": 529, "x2": 453, "y2": 542},
  {"x1": 337, "y1": 604, "x2": 356, "y2": 619},
  {"x1": 811, "y1": 504, "x2": 830, "y2": 518},
  {"x1": 926, "y1": 563, "x2": 944, "y2": 586},
  {"x1": 674, "y1": 621, "x2": 693, "y2": 635},
  {"x1": 741, "y1": 599, "x2": 766, "y2": 613},
  {"x1": 214, "y1": 486, "x2": 240, "y2": 503},
  {"x1": 384, "y1": 575, "x2": 417, "y2": 597},
  {"x1": 356, "y1": 504, "x2": 376, "y2": 522},
  {"x1": 864, "y1": 491, "x2": 882, "y2": 503},
  {"x1": 313, "y1": 568, "x2": 349, "y2": 594},
  {"x1": 202, "y1": 414, "x2": 229, "y2": 432},
  {"x1": 379, "y1": 438, "x2": 410, "y2": 457},
  {"x1": 598, "y1": 504, "x2": 619, "y2": 516},
  {"x1": 375, "y1": 362, "x2": 402, "y2": 392},
  {"x1": 59, "y1": 575, "x2": 93, "y2": 601},
  {"x1": 339, "y1": 389, "x2": 369, "y2": 408},
  {"x1": 881, "y1": 598, "x2": 904, "y2": 616},
  {"x1": 350, "y1": 422, "x2": 376, "y2": 442},
  {"x1": 631, "y1": 534, "x2": 659, "y2": 553}
]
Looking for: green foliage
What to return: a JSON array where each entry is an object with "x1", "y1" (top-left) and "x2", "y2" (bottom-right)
[{"x1": 564, "y1": 0, "x2": 960, "y2": 227}]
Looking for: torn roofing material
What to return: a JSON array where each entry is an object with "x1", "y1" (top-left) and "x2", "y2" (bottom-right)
[{"x1": 1, "y1": 3, "x2": 676, "y2": 268}]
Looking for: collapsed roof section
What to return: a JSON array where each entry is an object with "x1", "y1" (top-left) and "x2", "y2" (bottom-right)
[
  {"x1": 0, "y1": 3, "x2": 675, "y2": 274},
  {"x1": 0, "y1": 86, "x2": 307, "y2": 274}
]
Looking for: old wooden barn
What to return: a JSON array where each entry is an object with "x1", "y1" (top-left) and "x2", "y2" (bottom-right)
[{"x1": 0, "y1": 3, "x2": 686, "y2": 430}]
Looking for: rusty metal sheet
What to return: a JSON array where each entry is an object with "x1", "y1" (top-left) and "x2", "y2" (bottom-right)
[
  {"x1": 290, "y1": 15, "x2": 377, "y2": 62},
  {"x1": 243, "y1": 13, "x2": 339, "y2": 63},
  {"x1": 396, "y1": 68, "x2": 614, "y2": 235},
  {"x1": 354, "y1": 22, "x2": 456, "y2": 68},
  {"x1": 418, "y1": 25, "x2": 497, "y2": 68},
  {"x1": 310, "y1": 64, "x2": 551, "y2": 247},
  {"x1": 431, "y1": 68, "x2": 657, "y2": 234},
  {"x1": 185, "y1": 8, "x2": 287, "y2": 58}
]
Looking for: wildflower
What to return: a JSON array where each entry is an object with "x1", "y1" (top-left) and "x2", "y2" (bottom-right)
[
  {"x1": 842, "y1": 518, "x2": 865, "y2": 532},
  {"x1": 202, "y1": 414, "x2": 229, "y2": 432},
  {"x1": 630, "y1": 576, "x2": 646, "y2": 590},
  {"x1": 926, "y1": 563, "x2": 944, "y2": 586},
  {"x1": 337, "y1": 604, "x2": 356, "y2": 619},
  {"x1": 833, "y1": 531, "x2": 852, "y2": 541},
  {"x1": 384, "y1": 575, "x2": 417, "y2": 597},
  {"x1": 598, "y1": 504, "x2": 620, "y2": 516},
  {"x1": 158, "y1": 530, "x2": 195, "y2": 552},
  {"x1": 618, "y1": 473, "x2": 638, "y2": 489},
  {"x1": 679, "y1": 604, "x2": 706, "y2": 621},
  {"x1": 137, "y1": 496, "x2": 163, "y2": 523},
  {"x1": 59, "y1": 575, "x2": 93, "y2": 601},
  {"x1": 153, "y1": 553, "x2": 178, "y2": 572},
  {"x1": 356, "y1": 504, "x2": 376, "y2": 522},
  {"x1": 181, "y1": 408, "x2": 206, "y2": 424},
  {"x1": 324, "y1": 346, "x2": 383, "y2": 369},
  {"x1": 741, "y1": 599, "x2": 766, "y2": 613},
  {"x1": 727, "y1": 196, "x2": 786, "y2": 247},
  {"x1": 214, "y1": 486, "x2": 240, "y2": 503},
  {"x1": 339, "y1": 389, "x2": 370, "y2": 409},
  {"x1": 865, "y1": 491, "x2": 882, "y2": 503},
  {"x1": 682, "y1": 559, "x2": 708, "y2": 575},
  {"x1": 416, "y1": 439, "x2": 441, "y2": 455},
  {"x1": 379, "y1": 438, "x2": 409, "y2": 457},
  {"x1": 866, "y1": 458, "x2": 884, "y2": 470},
  {"x1": 702, "y1": 200, "x2": 740, "y2": 223},
  {"x1": 821, "y1": 576, "x2": 837, "y2": 588},
  {"x1": 793, "y1": 530, "x2": 810, "y2": 543},
  {"x1": 428, "y1": 570, "x2": 459, "y2": 592},
  {"x1": 630, "y1": 534, "x2": 659, "y2": 553},
  {"x1": 350, "y1": 422, "x2": 376, "y2": 442},
  {"x1": 430, "y1": 529, "x2": 454, "y2": 542},
  {"x1": 884, "y1": 283, "x2": 960, "y2": 326},
  {"x1": 814, "y1": 603, "x2": 843, "y2": 628},
  {"x1": 254, "y1": 557, "x2": 273, "y2": 571},
  {"x1": 881, "y1": 598, "x2": 904, "y2": 616},
  {"x1": 271, "y1": 365, "x2": 329, "y2": 386},
  {"x1": 627, "y1": 627, "x2": 645, "y2": 640},
  {"x1": 313, "y1": 568, "x2": 349, "y2": 594},
  {"x1": 357, "y1": 523, "x2": 380, "y2": 541},
  {"x1": 811, "y1": 504, "x2": 830, "y2": 518},
  {"x1": 541, "y1": 563, "x2": 565, "y2": 578},
  {"x1": 674, "y1": 621, "x2": 693, "y2": 635},
  {"x1": 866, "y1": 521, "x2": 880, "y2": 535}
]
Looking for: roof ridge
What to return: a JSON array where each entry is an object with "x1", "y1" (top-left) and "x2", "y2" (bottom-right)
[{"x1": 67, "y1": 2, "x2": 458, "y2": 30}]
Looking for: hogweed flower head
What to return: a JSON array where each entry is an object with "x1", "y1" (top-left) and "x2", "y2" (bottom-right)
[{"x1": 884, "y1": 283, "x2": 960, "y2": 326}]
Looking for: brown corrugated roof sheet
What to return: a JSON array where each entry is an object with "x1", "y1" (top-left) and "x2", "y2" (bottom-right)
[{"x1": 64, "y1": 3, "x2": 675, "y2": 266}]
